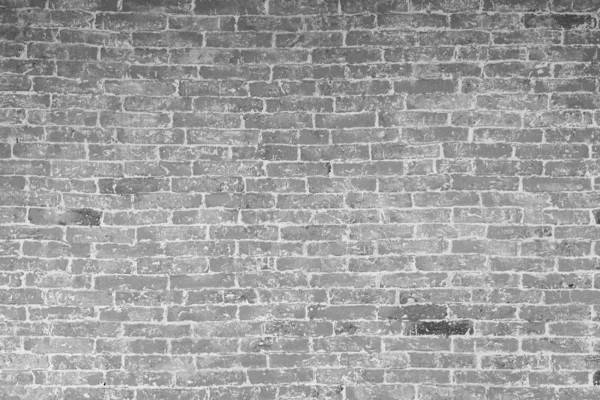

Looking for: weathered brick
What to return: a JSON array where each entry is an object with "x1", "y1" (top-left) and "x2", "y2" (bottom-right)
[
  {"x1": 96, "y1": 13, "x2": 166, "y2": 30},
  {"x1": 312, "y1": 48, "x2": 382, "y2": 64},
  {"x1": 28, "y1": 208, "x2": 101, "y2": 226},
  {"x1": 2, "y1": 0, "x2": 599, "y2": 395},
  {"x1": 206, "y1": 32, "x2": 272, "y2": 48},
  {"x1": 194, "y1": 0, "x2": 266, "y2": 14},
  {"x1": 239, "y1": 16, "x2": 302, "y2": 31}
]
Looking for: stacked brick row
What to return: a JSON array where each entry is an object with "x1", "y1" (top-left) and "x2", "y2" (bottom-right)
[{"x1": 1, "y1": 0, "x2": 600, "y2": 398}]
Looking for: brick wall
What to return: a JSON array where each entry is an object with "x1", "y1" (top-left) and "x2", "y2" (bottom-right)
[{"x1": 1, "y1": 0, "x2": 600, "y2": 398}]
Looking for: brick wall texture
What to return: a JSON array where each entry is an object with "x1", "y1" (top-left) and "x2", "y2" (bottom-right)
[{"x1": 2, "y1": 0, "x2": 600, "y2": 398}]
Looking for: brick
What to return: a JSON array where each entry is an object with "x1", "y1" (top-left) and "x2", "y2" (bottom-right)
[
  {"x1": 122, "y1": 0, "x2": 192, "y2": 13},
  {"x1": 31, "y1": 77, "x2": 98, "y2": 95},
  {"x1": 276, "y1": 32, "x2": 343, "y2": 48},
  {"x1": 521, "y1": 305, "x2": 591, "y2": 322},
  {"x1": 0, "y1": 75, "x2": 31, "y2": 91},
  {"x1": 521, "y1": 239, "x2": 591, "y2": 257},
  {"x1": 372, "y1": 144, "x2": 440, "y2": 159},
  {"x1": 395, "y1": 79, "x2": 457, "y2": 93},
  {"x1": 387, "y1": 46, "x2": 454, "y2": 63},
  {"x1": 206, "y1": 32, "x2": 272, "y2": 48},
  {"x1": 169, "y1": 15, "x2": 220, "y2": 31},
  {"x1": 131, "y1": 65, "x2": 196, "y2": 80},
  {"x1": 379, "y1": 304, "x2": 448, "y2": 321},
  {"x1": 245, "y1": 113, "x2": 312, "y2": 129},
  {"x1": 96, "y1": 13, "x2": 166, "y2": 30},
  {"x1": 380, "y1": 111, "x2": 448, "y2": 127},
  {"x1": 523, "y1": 177, "x2": 591, "y2": 192},
  {"x1": 201, "y1": 65, "x2": 270, "y2": 81},
  {"x1": 408, "y1": 94, "x2": 473, "y2": 110},
  {"x1": 241, "y1": 49, "x2": 309, "y2": 64},
  {"x1": 28, "y1": 208, "x2": 101, "y2": 226},
  {"x1": 27, "y1": 43, "x2": 98, "y2": 61},
  {"x1": 347, "y1": 31, "x2": 417, "y2": 47},
  {"x1": 415, "y1": 63, "x2": 482, "y2": 78},
  {"x1": 312, "y1": 48, "x2": 382, "y2": 64},
  {"x1": 239, "y1": 16, "x2": 302, "y2": 31},
  {"x1": 58, "y1": 29, "x2": 130, "y2": 46},
  {"x1": 452, "y1": 175, "x2": 519, "y2": 191},
  {"x1": 419, "y1": 386, "x2": 487, "y2": 400},
  {"x1": 194, "y1": 0, "x2": 266, "y2": 14},
  {"x1": 523, "y1": 337, "x2": 589, "y2": 353},
  {"x1": 100, "y1": 112, "x2": 170, "y2": 128},
  {"x1": 105, "y1": 81, "x2": 176, "y2": 97},
  {"x1": 19, "y1": 9, "x2": 95, "y2": 28}
]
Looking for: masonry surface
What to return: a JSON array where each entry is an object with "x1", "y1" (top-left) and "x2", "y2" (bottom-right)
[{"x1": 1, "y1": 0, "x2": 600, "y2": 399}]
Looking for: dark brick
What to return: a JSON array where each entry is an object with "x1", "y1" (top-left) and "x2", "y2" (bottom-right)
[
  {"x1": 524, "y1": 14, "x2": 597, "y2": 29},
  {"x1": 194, "y1": 0, "x2": 267, "y2": 15},
  {"x1": 483, "y1": 0, "x2": 549, "y2": 12},
  {"x1": 412, "y1": 320, "x2": 474, "y2": 336},
  {"x1": 122, "y1": 0, "x2": 192, "y2": 13},
  {"x1": 340, "y1": 0, "x2": 408, "y2": 13}
]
